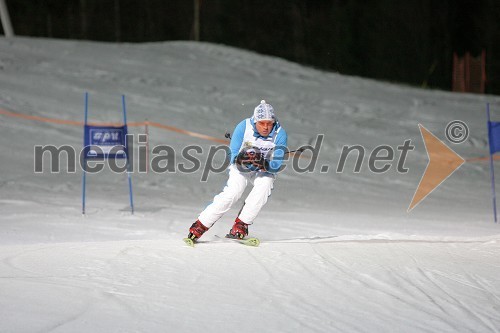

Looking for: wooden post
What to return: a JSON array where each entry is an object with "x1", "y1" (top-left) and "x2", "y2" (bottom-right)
[
  {"x1": 481, "y1": 49, "x2": 486, "y2": 93},
  {"x1": 194, "y1": 0, "x2": 200, "y2": 41},
  {"x1": 0, "y1": 0, "x2": 14, "y2": 37},
  {"x1": 114, "y1": 0, "x2": 121, "y2": 42}
]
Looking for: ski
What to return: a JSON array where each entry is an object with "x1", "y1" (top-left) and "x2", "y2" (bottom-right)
[
  {"x1": 183, "y1": 236, "x2": 260, "y2": 247},
  {"x1": 215, "y1": 235, "x2": 260, "y2": 247}
]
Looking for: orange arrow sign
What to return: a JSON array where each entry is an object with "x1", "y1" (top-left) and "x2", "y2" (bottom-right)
[{"x1": 408, "y1": 124, "x2": 465, "y2": 212}]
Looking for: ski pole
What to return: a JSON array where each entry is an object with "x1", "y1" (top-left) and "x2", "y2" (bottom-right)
[{"x1": 224, "y1": 131, "x2": 305, "y2": 155}]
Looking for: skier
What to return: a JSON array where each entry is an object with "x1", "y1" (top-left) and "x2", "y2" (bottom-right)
[{"x1": 186, "y1": 100, "x2": 288, "y2": 242}]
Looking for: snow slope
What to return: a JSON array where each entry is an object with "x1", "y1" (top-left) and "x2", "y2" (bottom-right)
[{"x1": 0, "y1": 37, "x2": 499, "y2": 332}]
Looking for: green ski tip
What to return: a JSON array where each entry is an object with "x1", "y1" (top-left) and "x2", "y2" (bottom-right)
[
  {"x1": 183, "y1": 238, "x2": 195, "y2": 247},
  {"x1": 242, "y1": 237, "x2": 260, "y2": 247}
]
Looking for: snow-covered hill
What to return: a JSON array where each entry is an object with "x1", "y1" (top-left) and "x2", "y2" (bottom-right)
[{"x1": 0, "y1": 37, "x2": 499, "y2": 332}]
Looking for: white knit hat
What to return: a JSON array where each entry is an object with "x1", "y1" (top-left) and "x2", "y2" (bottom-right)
[{"x1": 253, "y1": 100, "x2": 275, "y2": 122}]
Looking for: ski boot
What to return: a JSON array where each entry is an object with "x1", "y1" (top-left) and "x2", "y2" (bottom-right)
[
  {"x1": 184, "y1": 220, "x2": 209, "y2": 246},
  {"x1": 226, "y1": 217, "x2": 249, "y2": 239}
]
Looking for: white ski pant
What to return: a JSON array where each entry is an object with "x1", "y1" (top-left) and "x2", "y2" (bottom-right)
[{"x1": 198, "y1": 165, "x2": 275, "y2": 227}]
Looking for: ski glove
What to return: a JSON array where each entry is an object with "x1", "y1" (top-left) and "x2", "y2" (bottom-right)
[
  {"x1": 235, "y1": 147, "x2": 269, "y2": 172},
  {"x1": 249, "y1": 153, "x2": 269, "y2": 171}
]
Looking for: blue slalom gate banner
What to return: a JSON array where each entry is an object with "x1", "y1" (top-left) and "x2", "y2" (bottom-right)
[
  {"x1": 487, "y1": 103, "x2": 499, "y2": 223},
  {"x1": 84, "y1": 125, "x2": 128, "y2": 158},
  {"x1": 82, "y1": 93, "x2": 134, "y2": 215}
]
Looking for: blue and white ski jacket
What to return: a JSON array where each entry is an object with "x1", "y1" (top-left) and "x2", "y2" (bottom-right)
[{"x1": 229, "y1": 117, "x2": 288, "y2": 174}]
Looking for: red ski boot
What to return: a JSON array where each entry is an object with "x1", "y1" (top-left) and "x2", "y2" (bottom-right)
[
  {"x1": 187, "y1": 220, "x2": 209, "y2": 241},
  {"x1": 227, "y1": 217, "x2": 249, "y2": 239}
]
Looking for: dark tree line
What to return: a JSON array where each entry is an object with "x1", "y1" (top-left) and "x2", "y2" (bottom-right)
[{"x1": 3, "y1": 0, "x2": 500, "y2": 94}]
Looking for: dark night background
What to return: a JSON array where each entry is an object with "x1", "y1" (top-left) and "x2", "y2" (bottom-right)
[{"x1": 3, "y1": 0, "x2": 500, "y2": 94}]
